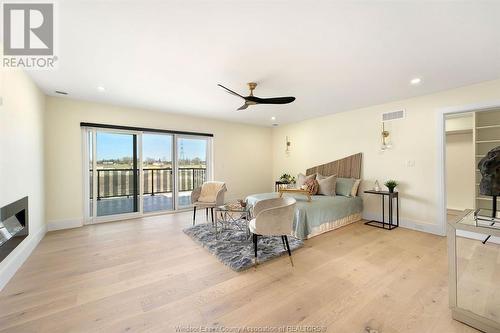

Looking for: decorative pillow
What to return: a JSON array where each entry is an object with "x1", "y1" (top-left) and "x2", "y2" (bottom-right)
[
  {"x1": 296, "y1": 173, "x2": 316, "y2": 188},
  {"x1": 316, "y1": 174, "x2": 337, "y2": 196},
  {"x1": 351, "y1": 179, "x2": 361, "y2": 196},
  {"x1": 336, "y1": 178, "x2": 356, "y2": 196},
  {"x1": 304, "y1": 178, "x2": 319, "y2": 195}
]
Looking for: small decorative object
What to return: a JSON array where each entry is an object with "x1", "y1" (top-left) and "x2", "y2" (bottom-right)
[
  {"x1": 380, "y1": 123, "x2": 392, "y2": 151},
  {"x1": 384, "y1": 180, "x2": 398, "y2": 193},
  {"x1": 237, "y1": 199, "x2": 247, "y2": 208},
  {"x1": 374, "y1": 180, "x2": 381, "y2": 191},
  {"x1": 478, "y1": 146, "x2": 500, "y2": 218},
  {"x1": 279, "y1": 173, "x2": 296, "y2": 184}
]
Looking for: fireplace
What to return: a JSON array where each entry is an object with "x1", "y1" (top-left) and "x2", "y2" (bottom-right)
[{"x1": 0, "y1": 197, "x2": 28, "y2": 262}]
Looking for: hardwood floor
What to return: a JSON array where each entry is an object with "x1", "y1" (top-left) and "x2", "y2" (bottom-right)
[{"x1": 0, "y1": 212, "x2": 479, "y2": 333}]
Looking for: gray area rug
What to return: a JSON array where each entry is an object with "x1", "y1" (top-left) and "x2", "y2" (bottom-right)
[{"x1": 183, "y1": 221, "x2": 304, "y2": 271}]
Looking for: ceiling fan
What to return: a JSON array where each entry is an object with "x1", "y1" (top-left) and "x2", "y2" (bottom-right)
[{"x1": 218, "y1": 82, "x2": 296, "y2": 110}]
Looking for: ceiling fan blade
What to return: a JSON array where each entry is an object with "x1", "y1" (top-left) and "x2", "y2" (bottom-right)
[
  {"x1": 250, "y1": 96, "x2": 296, "y2": 104},
  {"x1": 237, "y1": 103, "x2": 249, "y2": 111},
  {"x1": 218, "y1": 84, "x2": 245, "y2": 99}
]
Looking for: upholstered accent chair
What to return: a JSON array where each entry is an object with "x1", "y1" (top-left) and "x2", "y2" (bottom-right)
[
  {"x1": 249, "y1": 197, "x2": 297, "y2": 266},
  {"x1": 191, "y1": 181, "x2": 227, "y2": 226}
]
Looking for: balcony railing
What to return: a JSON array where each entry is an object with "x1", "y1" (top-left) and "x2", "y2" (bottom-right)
[{"x1": 90, "y1": 167, "x2": 206, "y2": 200}]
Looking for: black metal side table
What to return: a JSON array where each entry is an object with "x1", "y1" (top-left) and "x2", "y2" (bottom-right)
[{"x1": 364, "y1": 190, "x2": 399, "y2": 230}]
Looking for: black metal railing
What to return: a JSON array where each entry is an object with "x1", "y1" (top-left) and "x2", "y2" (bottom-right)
[{"x1": 91, "y1": 167, "x2": 206, "y2": 200}]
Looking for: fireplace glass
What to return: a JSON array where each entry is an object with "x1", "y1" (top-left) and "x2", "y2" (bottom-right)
[
  {"x1": 0, "y1": 197, "x2": 28, "y2": 262},
  {"x1": 0, "y1": 215, "x2": 24, "y2": 246}
]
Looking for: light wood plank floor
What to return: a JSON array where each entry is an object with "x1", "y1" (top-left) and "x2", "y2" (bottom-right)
[{"x1": 0, "y1": 212, "x2": 479, "y2": 333}]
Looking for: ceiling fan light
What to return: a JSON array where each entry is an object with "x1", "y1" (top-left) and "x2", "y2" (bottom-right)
[{"x1": 218, "y1": 83, "x2": 296, "y2": 111}]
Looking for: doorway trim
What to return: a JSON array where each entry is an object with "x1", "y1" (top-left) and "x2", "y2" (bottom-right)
[{"x1": 437, "y1": 100, "x2": 500, "y2": 236}]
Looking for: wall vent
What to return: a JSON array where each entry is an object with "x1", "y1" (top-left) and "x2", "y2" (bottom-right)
[{"x1": 382, "y1": 109, "x2": 405, "y2": 122}]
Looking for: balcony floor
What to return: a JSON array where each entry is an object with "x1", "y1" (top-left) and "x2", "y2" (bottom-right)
[{"x1": 94, "y1": 193, "x2": 192, "y2": 217}]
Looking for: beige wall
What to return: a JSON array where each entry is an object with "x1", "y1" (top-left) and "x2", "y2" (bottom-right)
[
  {"x1": 0, "y1": 70, "x2": 45, "y2": 289},
  {"x1": 271, "y1": 79, "x2": 500, "y2": 234},
  {"x1": 44, "y1": 97, "x2": 273, "y2": 225},
  {"x1": 446, "y1": 132, "x2": 474, "y2": 210}
]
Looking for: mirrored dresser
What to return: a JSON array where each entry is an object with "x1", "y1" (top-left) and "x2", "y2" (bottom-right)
[{"x1": 448, "y1": 210, "x2": 500, "y2": 333}]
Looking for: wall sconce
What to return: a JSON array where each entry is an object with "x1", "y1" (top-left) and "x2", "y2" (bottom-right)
[
  {"x1": 380, "y1": 123, "x2": 392, "y2": 151},
  {"x1": 285, "y1": 136, "x2": 291, "y2": 154}
]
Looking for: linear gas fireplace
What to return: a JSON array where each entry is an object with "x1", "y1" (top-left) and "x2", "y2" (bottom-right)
[{"x1": 0, "y1": 197, "x2": 28, "y2": 262}]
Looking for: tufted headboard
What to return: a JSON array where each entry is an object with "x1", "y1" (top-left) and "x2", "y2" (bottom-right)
[{"x1": 306, "y1": 153, "x2": 362, "y2": 179}]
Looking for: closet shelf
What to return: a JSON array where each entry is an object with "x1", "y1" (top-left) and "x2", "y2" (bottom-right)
[
  {"x1": 476, "y1": 140, "x2": 500, "y2": 143},
  {"x1": 476, "y1": 124, "x2": 500, "y2": 129},
  {"x1": 474, "y1": 112, "x2": 500, "y2": 210},
  {"x1": 477, "y1": 197, "x2": 500, "y2": 201}
]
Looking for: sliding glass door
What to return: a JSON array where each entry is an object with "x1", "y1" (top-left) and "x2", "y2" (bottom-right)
[
  {"x1": 84, "y1": 127, "x2": 211, "y2": 223},
  {"x1": 177, "y1": 137, "x2": 209, "y2": 208},
  {"x1": 142, "y1": 133, "x2": 174, "y2": 213},
  {"x1": 95, "y1": 131, "x2": 139, "y2": 217}
]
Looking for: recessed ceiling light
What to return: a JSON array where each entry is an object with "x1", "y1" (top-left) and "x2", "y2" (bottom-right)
[
  {"x1": 97, "y1": 86, "x2": 105, "y2": 92},
  {"x1": 271, "y1": 116, "x2": 276, "y2": 121},
  {"x1": 410, "y1": 77, "x2": 422, "y2": 85}
]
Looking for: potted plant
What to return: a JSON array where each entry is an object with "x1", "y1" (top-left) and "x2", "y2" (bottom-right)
[
  {"x1": 279, "y1": 173, "x2": 296, "y2": 184},
  {"x1": 384, "y1": 180, "x2": 398, "y2": 193}
]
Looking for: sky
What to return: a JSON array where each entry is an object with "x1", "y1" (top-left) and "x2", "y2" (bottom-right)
[{"x1": 96, "y1": 133, "x2": 207, "y2": 161}]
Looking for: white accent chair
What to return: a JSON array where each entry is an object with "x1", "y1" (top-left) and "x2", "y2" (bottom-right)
[
  {"x1": 191, "y1": 181, "x2": 227, "y2": 226},
  {"x1": 249, "y1": 197, "x2": 297, "y2": 265}
]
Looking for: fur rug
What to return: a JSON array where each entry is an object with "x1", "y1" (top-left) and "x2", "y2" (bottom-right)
[{"x1": 183, "y1": 221, "x2": 303, "y2": 271}]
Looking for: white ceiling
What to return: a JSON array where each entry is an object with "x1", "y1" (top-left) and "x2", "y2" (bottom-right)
[{"x1": 28, "y1": 1, "x2": 500, "y2": 126}]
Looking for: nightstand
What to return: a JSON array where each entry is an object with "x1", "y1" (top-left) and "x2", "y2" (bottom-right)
[{"x1": 364, "y1": 190, "x2": 399, "y2": 230}]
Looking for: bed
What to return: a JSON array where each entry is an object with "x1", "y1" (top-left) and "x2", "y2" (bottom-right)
[{"x1": 246, "y1": 153, "x2": 363, "y2": 240}]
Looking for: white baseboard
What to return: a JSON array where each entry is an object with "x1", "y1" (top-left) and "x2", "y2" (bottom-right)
[
  {"x1": 447, "y1": 208, "x2": 466, "y2": 216},
  {"x1": 362, "y1": 212, "x2": 445, "y2": 236},
  {"x1": 47, "y1": 218, "x2": 83, "y2": 231},
  {"x1": 0, "y1": 225, "x2": 47, "y2": 291}
]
